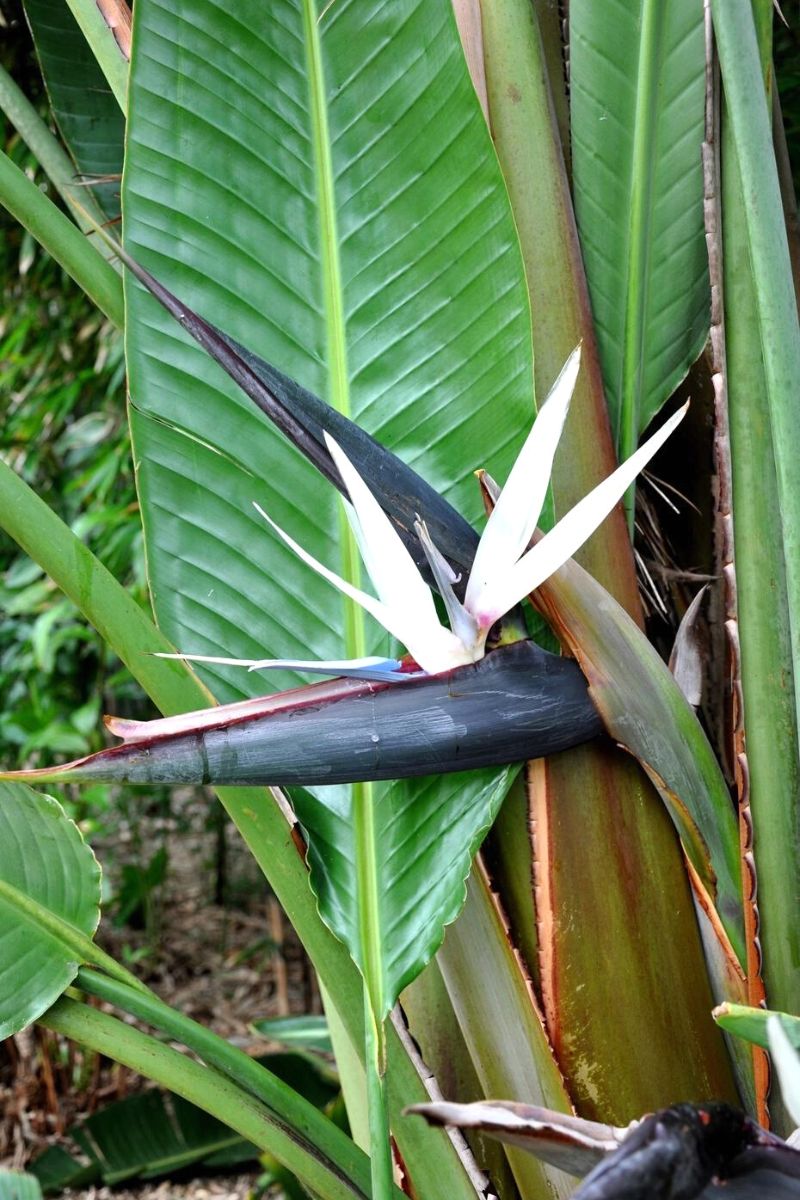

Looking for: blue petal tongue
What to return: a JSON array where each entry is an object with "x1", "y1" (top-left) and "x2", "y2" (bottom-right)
[{"x1": 247, "y1": 656, "x2": 416, "y2": 683}]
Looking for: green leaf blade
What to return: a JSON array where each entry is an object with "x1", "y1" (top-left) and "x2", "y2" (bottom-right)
[
  {"x1": 24, "y1": 0, "x2": 125, "y2": 220},
  {"x1": 0, "y1": 783, "x2": 101, "y2": 1038},
  {"x1": 570, "y1": 0, "x2": 709, "y2": 455},
  {"x1": 123, "y1": 0, "x2": 536, "y2": 702},
  {"x1": 295, "y1": 768, "x2": 517, "y2": 1014}
]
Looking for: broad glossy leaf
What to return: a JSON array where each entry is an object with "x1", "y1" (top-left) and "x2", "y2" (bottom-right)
[
  {"x1": 24, "y1": 0, "x2": 125, "y2": 219},
  {"x1": 570, "y1": 0, "x2": 709, "y2": 455},
  {"x1": 0, "y1": 782, "x2": 100, "y2": 1038},
  {"x1": 123, "y1": 0, "x2": 538, "y2": 1019},
  {"x1": 294, "y1": 767, "x2": 516, "y2": 1011},
  {"x1": 123, "y1": 0, "x2": 536, "y2": 703},
  {"x1": 102, "y1": 251, "x2": 480, "y2": 589}
]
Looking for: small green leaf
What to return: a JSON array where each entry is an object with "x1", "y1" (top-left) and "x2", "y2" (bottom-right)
[
  {"x1": 253, "y1": 1014, "x2": 333, "y2": 1056},
  {"x1": 0, "y1": 782, "x2": 101, "y2": 1038},
  {"x1": 0, "y1": 1171, "x2": 44, "y2": 1200},
  {"x1": 714, "y1": 1003, "x2": 800, "y2": 1053}
]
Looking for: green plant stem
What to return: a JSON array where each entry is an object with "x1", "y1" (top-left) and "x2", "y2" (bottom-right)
[
  {"x1": 711, "y1": 0, "x2": 800, "y2": 751},
  {"x1": 64, "y1": 0, "x2": 128, "y2": 113},
  {"x1": 363, "y1": 994, "x2": 393, "y2": 1200},
  {"x1": 721, "y1": 3, "x2": 800, "y2": 1030},
  {"x1": 0, "y1": 62, "x2": 110, "y2": 237},
  {"x1": 41, "y1": 996, "x2": 371, "y2": 1200},
  {"x1": 75, "y1": 967, "x2": 382, "y2": 1198},
  {"x1": 0, "y1": 149, "x2": 123, "y2": 326}
]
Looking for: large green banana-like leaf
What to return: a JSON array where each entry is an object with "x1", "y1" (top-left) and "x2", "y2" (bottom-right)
[
  {"x1": 124, "y1": 0, "x2": 536, "y2": 701},
  {"x1": 123, "y1": 0, "x2": 537, "y2": 1071},
  {"x1": 0, "y1": 783, "x2": 100, "y2": 1038},
  {"x1": 570, "y1": 0, "x2": 709, "y2": 461},
  {"x1": 24, "y1": 0, "x2": 125, "y2": 219}
]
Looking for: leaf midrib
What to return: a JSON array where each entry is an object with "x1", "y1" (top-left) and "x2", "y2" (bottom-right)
[
  {"x1": 618, "y1": 0, "x2": 667, "y2": 463},
  {"x1": 302, "y1": 0, "x2": 384, "y2": 1026}
]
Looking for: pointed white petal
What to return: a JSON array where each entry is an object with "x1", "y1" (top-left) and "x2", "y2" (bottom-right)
[
  {"x1": 253, "y1": 500, "x2": 465, "y2": 674},
  {"x1": 415, "y1": 518, "x2": 480, "y2": 652},
  {"x1": 465, "y1": 346, "x2": 580, "y2": 612},
  {"x1": 153, "y1": 652, "x2": 266, "y2": 667},
  {"x1": 253, "y1": 500, "x2": 406, "y2": 637},
  {"x1": 322, "y1": 435, "x2": 470, "y2": 672},
  {"x1": 768, "y1": 1015, "x2": 800, "y2": 1128},
  {"x1": 472, "y1": 401, "x2": 688, "y2": 625},
  {"x1": 324, "y1": 433, "x2": 441, "y2": 624}
]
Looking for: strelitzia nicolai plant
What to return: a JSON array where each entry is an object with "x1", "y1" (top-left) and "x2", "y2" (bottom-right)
[{"x1": 0, "y1": 0, "x2": 798, "y2": 1197}]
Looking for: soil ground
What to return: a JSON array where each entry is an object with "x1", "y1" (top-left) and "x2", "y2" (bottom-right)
[{"x1": 0, "y1": 788, "x2": 318, "y2": 1198}]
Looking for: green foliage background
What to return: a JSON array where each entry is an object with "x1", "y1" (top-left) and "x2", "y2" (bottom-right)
[{"x1": 0, "y1": 4, "x2": 149, "y2": 805}]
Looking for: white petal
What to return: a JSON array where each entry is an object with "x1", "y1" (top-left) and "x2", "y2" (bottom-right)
[
  {"x1": 254, "y1": 499, "x2": 465, "y2": 674},
  {"x1": 415, "y1": 518, "x2": 480, "y2": 653},
  {"x1": 472, "y1": 401, "x2": 688, "y2": 625},
  {"x1": 322, "y1": 435, "x2": 468, "y2": 672},
  {"x1": 253, "y1": 501, "x2": 405, "y2": 639},
  {"x1": 465, "y1": 346, "x2": 580, "y2": 612},
  {"x1": 154, "y1": 652, "x2": 267, "y2": 667},
  {"x1": 324, "y1": 433, "x2": 440, "y2": 624},
  {"x1": 768, "y1": 1015, "x2": 800, "y2": 1128}
]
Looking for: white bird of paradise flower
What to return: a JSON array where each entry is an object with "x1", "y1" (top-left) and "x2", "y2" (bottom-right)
[{"x1": 159, "y1": 348, "x2": 686, "y2": 680}]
